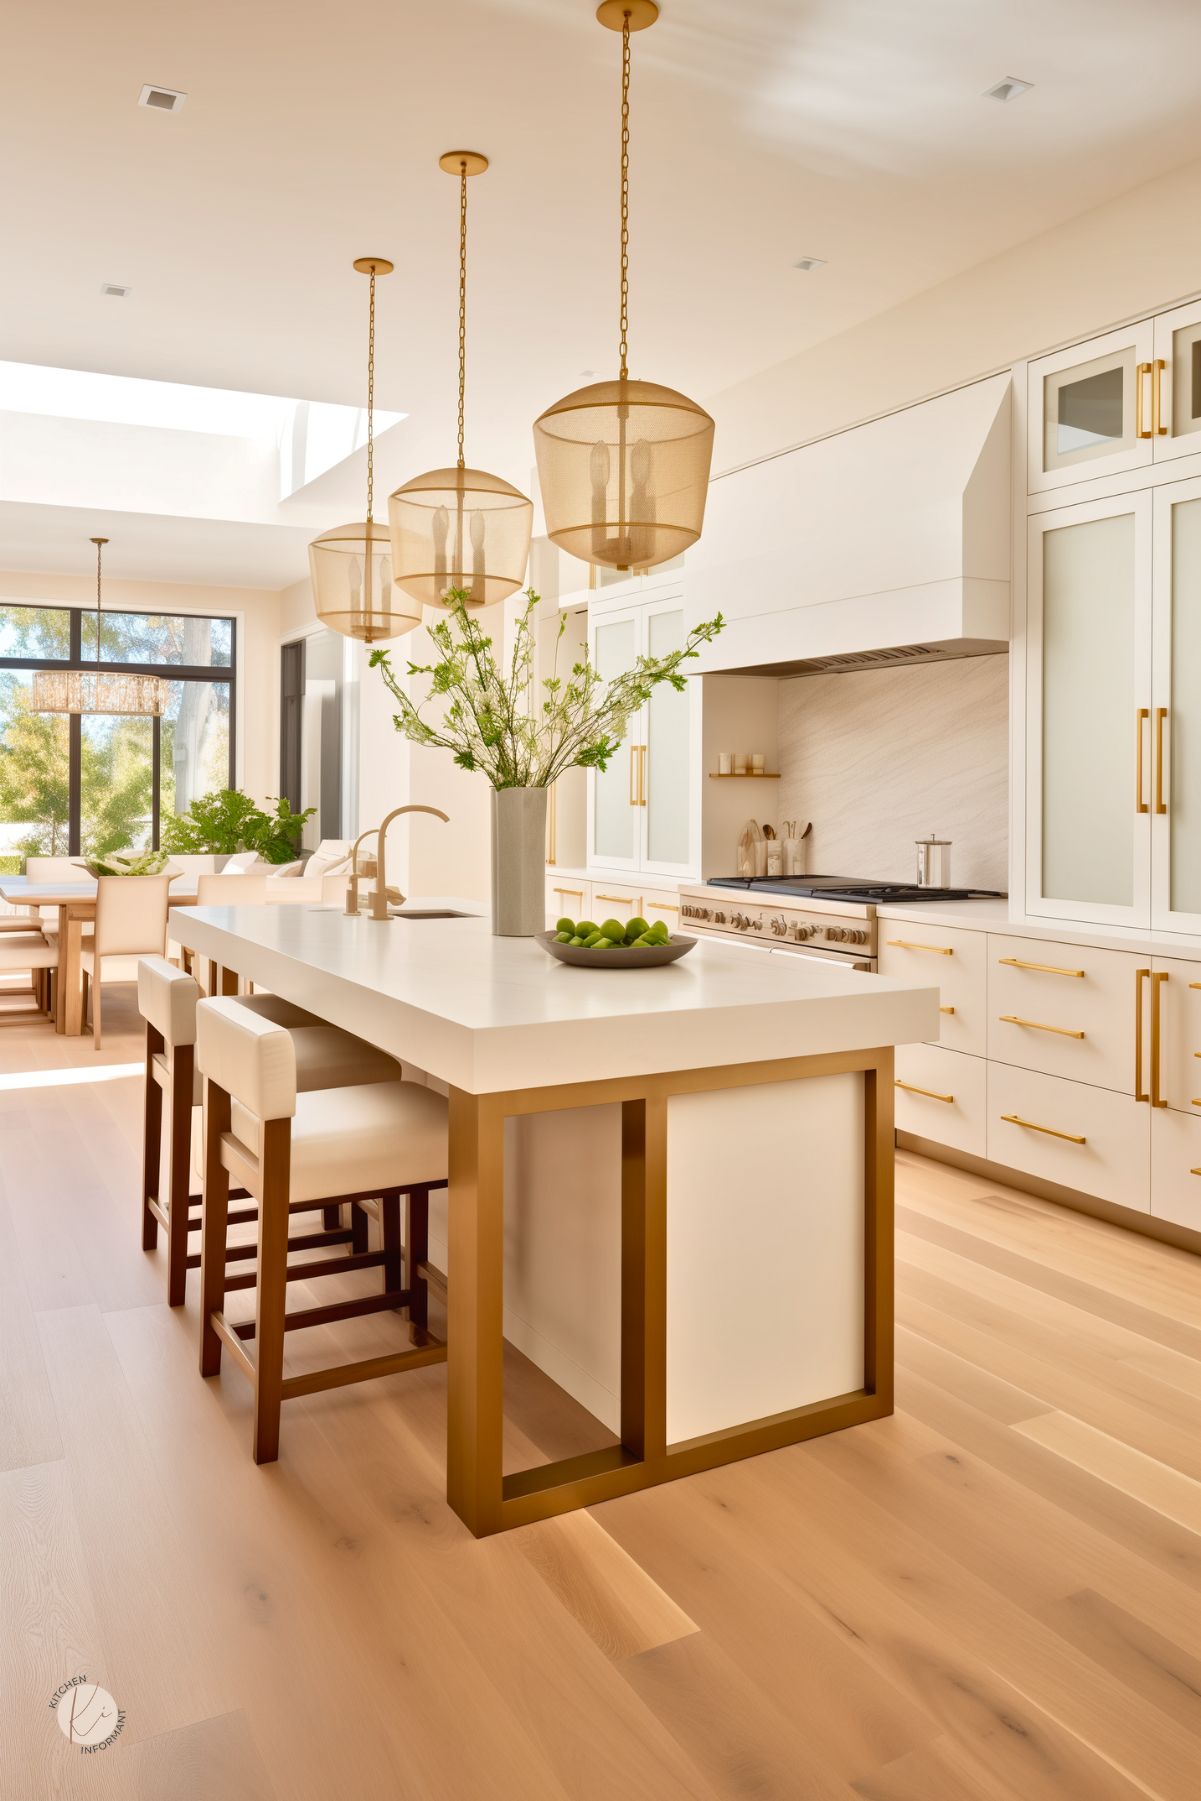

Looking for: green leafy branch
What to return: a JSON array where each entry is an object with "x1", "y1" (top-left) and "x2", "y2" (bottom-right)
[{"x1": 370, "y1": 588, "x2": 723, "y2": 790}]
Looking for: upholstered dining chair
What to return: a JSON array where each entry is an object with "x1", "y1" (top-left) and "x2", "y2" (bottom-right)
[
  {"x1": 0, "y1": 930, "x2": 58, "y2": 1022},
  {"x1": 188, "y1": 872, "x2": 269, "y2": 992},
  {"x1": 81, "y1": 874, "x2": 171, "y2": 1049},
  {"x1": 195, "y1": 996, "x2": 448, "y2": 1463},
  {"x1": 137, "y1": 956, "x2": 405, "y2": 1305}
]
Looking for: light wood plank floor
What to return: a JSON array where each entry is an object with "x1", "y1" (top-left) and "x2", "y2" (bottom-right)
[{"x1": 1, "y1": 980, "x2": 1198, "y2": 1800}]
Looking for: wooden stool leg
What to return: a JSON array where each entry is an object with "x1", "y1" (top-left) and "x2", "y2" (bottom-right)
[
  {"x1": 199, "y1": 1082, "x2": 232, "y2": 1378},
  {"x1": 351, "y1": 1202, "x2": 370, "y2": 1256},
  {"x1": 405, "y1": 1186, "x2": 430, "y2": 1339},
  {"x1": 381, "y1": 1190, "x2": 402, "y2": 1293},
  {"x1": 253, "y1": 1118, "x2": 292, "y2": 1465},
  {"x1": 323, "y1": 1204, "x2": 341, "y2": 1233},
  {"x1": 166, "y1": 1046, "x2": 194, "y2": 1307},
  {"x1": 141, "y1": 1026, "x2": 163, "y2": 1252}
]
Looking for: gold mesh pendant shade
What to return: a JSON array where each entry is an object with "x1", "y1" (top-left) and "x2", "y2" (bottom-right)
[
  {"x1": 32, "y1": 537, "x2": 170, "y2": 716},
  {"x1": 309, "y1": 259, "x2": 420, "y2": 644},
  {"x1": 534, "y1": 376, "x2": 713, "y2": 569},
  {"x1": 534, "y1": 3, "x2": 714, "y2": 572},
  {"x1": 388, "y1": 152, "x2": 532, "y2": 609}
]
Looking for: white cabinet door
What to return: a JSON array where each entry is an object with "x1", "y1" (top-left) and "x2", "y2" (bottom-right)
[
  {"x1": 586, "y1": 606, "x2": 642, "y2": 871},
  {"x1": 1150, "y1": 1107, "x2": 1201, "y2": 1230},
  {"x1": 1152, "y1": 298, "x2": 1201, "y2": 465},
  {"x1": 1025, "y1": 494, "x2": 1152, "y2": 927},
  {"x1": 1027, "y1": 323, "x2": 1155, "y2": 494},
  {"x1": 641, "y1": 594, "x2": 698, "y2": 877},
  {"x1": 1151, "y1": 478, "x2": 1201, "y2": 933}
]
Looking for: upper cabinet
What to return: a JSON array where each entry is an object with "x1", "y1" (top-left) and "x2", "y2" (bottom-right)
[
  {"x1": 1023, "y1": 476, "x2": 1201, "y2": 933},
  {"x1": 587, "y1": 588, "x2": 699, "y2": 879},
  {"x1": 1028, "y1": 302, "x2": 1201, "y2": 493}
]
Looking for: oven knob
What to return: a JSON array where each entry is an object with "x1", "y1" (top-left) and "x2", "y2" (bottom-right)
[
  {"x1": 850, "y1": 928, "x2": 868, "y2": 945},
  {"x1": 771, "y1": 915, "x2": 787, "y2": 935},
  {"x1": 791, "y1": 923, "x2": 813, "y2": 941},
  {"x1": 827, "y1": 926, "x2": 845, "y2": 942}
]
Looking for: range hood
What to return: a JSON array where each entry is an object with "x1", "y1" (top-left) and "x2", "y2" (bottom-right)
[{"x1": 687, "y1": 373, "x2": 1011, "y2": 677}]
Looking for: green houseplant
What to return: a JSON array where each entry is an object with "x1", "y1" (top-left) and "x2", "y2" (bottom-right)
[
  {"x1": 161, "y1": 789, "x2": 315, "y2": 865},
  {"x1": 370, "y1": 588, "x2": 722, "y2": 934}
]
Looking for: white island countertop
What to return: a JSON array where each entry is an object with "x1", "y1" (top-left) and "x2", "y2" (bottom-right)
[{"x1": 177, "y1": 903, "x2": 940, "y2": 1094}]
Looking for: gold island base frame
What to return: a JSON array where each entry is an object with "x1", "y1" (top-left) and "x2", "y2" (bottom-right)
[{"x1": 446, "y1": 1046, "x2": 895, "y2": 1537}]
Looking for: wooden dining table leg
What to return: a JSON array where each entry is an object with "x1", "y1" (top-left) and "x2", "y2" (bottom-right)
[{"x1": 59, "y1": 909, "x2": 86, "y2": 1036}]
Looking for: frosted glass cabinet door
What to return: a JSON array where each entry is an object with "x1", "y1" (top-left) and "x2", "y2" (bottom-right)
[
  {"x1": 1028, "y1": 324, "x2": 1155, "y2": 494},
  {"x1": 642, "y1": 598, "x2": 695, "y2": 874},
  {"x1": 1152, "y1": 480, "x2": 1201, "y2": 931},
  {"x1": 1153, "y1": 299, "x2": 1201, "y2": 464},
  {"x1": 588, "y1": 609, "x2": 641, "y2": 868},
  {"x1": 1026, "y1": 495, "x2": 1152, "y2": 926}
]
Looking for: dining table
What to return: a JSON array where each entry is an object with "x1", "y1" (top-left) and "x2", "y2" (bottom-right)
[{"x1": 0, "y1": 875, "x2": 199, "y2": 1035}]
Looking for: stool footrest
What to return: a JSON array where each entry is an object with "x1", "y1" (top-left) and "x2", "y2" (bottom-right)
[
  {"x1": 233, "y1": 1287, "x2": 412, "y2": 1338},
  {"x1": 280, "y1": 1339, "x2": 447, "y2": 1399}
]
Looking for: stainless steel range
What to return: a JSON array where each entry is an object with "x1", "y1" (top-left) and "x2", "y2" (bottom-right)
[{"x1": 679, "y1": 876, "x2": 1006, "y2": 971}]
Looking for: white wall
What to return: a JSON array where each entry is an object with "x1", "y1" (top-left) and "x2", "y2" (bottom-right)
[
  {"x1": 0, "y1": 567, "x2": 280, "y2": 806},
  {"x1": 705, "y1": 153, "x2": 1201, "y2": 472}
]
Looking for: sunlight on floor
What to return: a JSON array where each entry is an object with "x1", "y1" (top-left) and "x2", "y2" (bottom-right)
[{"x1": 0, "y1": 1061, "x2": 142, "y2": 1091}]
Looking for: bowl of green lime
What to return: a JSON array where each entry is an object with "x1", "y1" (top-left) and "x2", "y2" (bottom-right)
[{"x1": 538, "y1": 914, "x2": 697, "y2": 968}]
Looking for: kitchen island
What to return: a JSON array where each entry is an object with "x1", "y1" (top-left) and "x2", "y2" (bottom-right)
[{"x1": 177, "y1": 903, "x2": 938, "y2": 1536}]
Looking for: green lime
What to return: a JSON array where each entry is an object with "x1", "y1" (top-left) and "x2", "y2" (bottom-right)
[
  {"x1": 555, "y1": 916, "x2": 576, "y2": 935},
  {"x1": 600, "y1": 918, "x2": 625, "y2": 943},
  {"x1": 568, "y1": 935, "x2": 587, "y2": 946},
  {"x1": 624, "y1": 916, "x2": 649, "y2": 942},
  {"x1": 648, "y1": 921, "x2": 670, "y2": 944},
  {"x1": 632, "y1": 933, "x2": 657, "y2": 946},
  {"x1": 583, "y1": 931, "x2": 605, "y2": 947},
  {"x1": 554, "y1": 931, "x2": 573, "y2": 943},
  {"x1": 575, "y1": 920, "x2": 598, "y2": 937},
  {"x1": 593, "y1": 936, "x2": 616, "y2": 949}
]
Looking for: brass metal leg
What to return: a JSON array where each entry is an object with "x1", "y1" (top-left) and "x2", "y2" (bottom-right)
[{"x1": 444, "y1": 1048, "x2": 896, "y2": 1538}]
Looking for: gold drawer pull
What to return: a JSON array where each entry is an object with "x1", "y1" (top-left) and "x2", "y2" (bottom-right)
[
  {"x1": 1191, "y1": 1098, "x2": 1201, "y2": 1108},
  {"x1": 595, "y1": 892, "x2": 640, "y2": 907},
  {"x1": 998, "y1": 1014, "x2": 1085, "y2": 1039},
  {"x1": 553, "y1": 886, "x2": 584, "y2": 900},
  {"x1": 939, "y1": 1005, "x2": 956, "y2": 1015},
  {"x1": 1136, "y1": 361, "x2": 1153, "y2": 437},
  {"x1": 886, "y1": 939, "x2": 953, "y2": 956},
  {"x1": 650, "y1": 901, "x2": 679, "y2": 913},
  {"x1": 1190, "y1": 982, "x2": 1201, "y2": 991},
  {"x1": 1191, "y1": 1168, "x2": 1201, "y2": 1178},
  {"x1": 998, "y1": 956, "x2": 1084, "y2": 978},
  {"x1": 1000, "y1": 1113, "x2": 1086, "y2": 1145},
  {"x1": 895, "y1": 1079, "x2": 954, "y2": 1103}
]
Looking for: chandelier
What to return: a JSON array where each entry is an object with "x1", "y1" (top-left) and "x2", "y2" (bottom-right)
[
  {"x1": 309, "y1": 259, "x2": 421, "y2": 643},
  {"x1": 388, "y1": 152, "x2": 533, "y2": 609},
  {"x1": 32, "y1": 538, "x2": 170, "y2": 716},
  {"x1": 533, "y1": 2, "x2": 714, "y2": 572}
]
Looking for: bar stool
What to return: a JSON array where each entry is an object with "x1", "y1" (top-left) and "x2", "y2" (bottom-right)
[
  {"x1": 195, "y1": 996, "x2": 448, "y2": 1464},
  {"x1": 137, "y1": 956, "x2": 405, "y2": 1306}
]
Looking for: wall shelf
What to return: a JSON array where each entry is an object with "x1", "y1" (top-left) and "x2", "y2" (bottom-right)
[{"x1": 708, "y1": 771, "x2": 781, "y2": 779}]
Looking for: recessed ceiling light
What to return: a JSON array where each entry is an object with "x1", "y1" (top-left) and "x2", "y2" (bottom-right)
[
  {"x1": 100, "y1": 283, "x2": 131, "y2": 299},
  {"x1": 793, "y1": 256, "x2": 826, "y2": 273},
  {"x1": 137, "y1": 83, "x2": 186, "y2": 112},
  {"x1": 984, "y1": 75, "x2": 1033, "y2": 102}
]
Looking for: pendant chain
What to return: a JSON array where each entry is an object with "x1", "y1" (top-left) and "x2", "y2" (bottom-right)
[
  {"x1": 94, "y1": 537, "x2": 104, "y2": 665},
  {"x1": 619, "y1": 13, "x2": 631, "y2": 379},
  {"x1": 366, "y1": 266, "x2": 377, "y2": 524},
  {"x1": 458, "y1": 161, "x2": 468, "y2": 469}
]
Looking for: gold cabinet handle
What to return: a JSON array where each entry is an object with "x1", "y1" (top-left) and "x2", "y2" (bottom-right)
[
  {"x1": 1154, "y1": 707, "x2": 1168, "y2": 815},
  {"x1": 1152, "y1": 357, "x2": 1167, "y2": 436},
  {"x1": 638, "y1": 744, "x2": 648, "y2": 806},
  {"x1": 595, "y1": 893, "x2": 641, "y2": 908},
  {"x1": 1136, "y1": 361, "x2": 1153, "y2": 438},
  {"x1": 1135, "y1": 968, "x2": 1150, "y2": 1102},
  {"x1": 997, "y1": 956, "x2": 1085, "y2": 979},
  {"x1": 628, "y1": 746, "x2": 638, "y2": 808},
  {"x1": 1136, "y1": 707, "x2": 1150, "y2": 814},
  {"x1": 1150, "y1": 969, "x2": 1168, "y2": 1108},
  {"x1": 939, "y1": 1005, "x2": 956, "y2": 1015},
  {"x1": 895, "y1": 1079, "x2": 954, "y2": 1103},
  {"x1": 1000, "y1": 1113, "x2": 1086, "y2": 1145},
  {"x1": 650, "y1": 901, "x2": 679, "y2": 913},
  {"x1": 886, "y1": 939, "x2": 953, "y2": 955},
  {"x1": 553, "y1": 886, "x2": 584, "y2": 900},
  {"x1": 998, "y1": 1014, "x2": 1085, "y2": 1039}
]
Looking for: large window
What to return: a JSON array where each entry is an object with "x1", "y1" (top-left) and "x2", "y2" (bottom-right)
[{"x1": 0, "y1": 601, "x2": 235, "y2": 872}]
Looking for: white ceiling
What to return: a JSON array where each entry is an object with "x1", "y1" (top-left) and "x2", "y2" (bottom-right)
[{"x1": 5, "y1": 0, "x2": 1201, "y2": 589}]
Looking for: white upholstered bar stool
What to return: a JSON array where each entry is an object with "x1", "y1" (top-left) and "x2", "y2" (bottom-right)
[
  {"x1": 195, "y1": 997, "x2": 448, "y2": 1464},
  {"x1": 138, "y1": 956, "x2": 405, "y2": 1306}
]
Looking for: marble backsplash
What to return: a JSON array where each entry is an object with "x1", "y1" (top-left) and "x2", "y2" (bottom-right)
[{"x1": 776, "y1": 655, "x2": 1009, "y2": 891}]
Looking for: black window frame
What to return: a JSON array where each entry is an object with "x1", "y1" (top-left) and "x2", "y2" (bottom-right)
[{"x1": 0, "y1": 601, "x2": 237, "y2": 854}]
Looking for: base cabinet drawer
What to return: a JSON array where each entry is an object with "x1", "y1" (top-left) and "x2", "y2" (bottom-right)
[
  {"x1": 1151, "y1": 1108, "x2": 1201, "y2": 1231},
  {"x1": 642, "y1": 888, "x2": 682, "y2": 932},
  {"x1": 546, "y1": 877, "x2": 591, "y2": 927},
  {"x1": 894, "y1": 1044, "x2": 986, "y2": 1157},
  {"x1": 988, "y1": 935, "x2": 1143, "y2": 1093},
  {"x1": 879, "y1": 924, "x2": 987, "y2": 1057},
  {"x1": 987, "y1": 1064, "x2": 1150, "y2": 1211}
]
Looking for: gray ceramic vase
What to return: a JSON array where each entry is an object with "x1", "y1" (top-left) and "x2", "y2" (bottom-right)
[{"x1": 490, "y1": 785, "x2": 547, "y2": 937}]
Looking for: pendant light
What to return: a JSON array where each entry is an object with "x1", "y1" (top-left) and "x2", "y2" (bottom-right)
[
  {"x1": 32, "y1": 538, "x2": 170, "y2": 716},
  {"x1": 534, "y1": 1, "x2": 714, "y2": 572},
  {"x1": 309, "y1": 259, "x2": 421, "y2": 643},
  {"x1": 388, "y1": 152, "x2": 533, "y2": 609}
]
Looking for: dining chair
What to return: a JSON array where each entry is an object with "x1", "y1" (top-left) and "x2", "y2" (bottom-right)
[
  {"x1": 16, "y1": 854, "x2": 90, "y2": 937},
  {"x1": 195, "y1": 997, "x2": 448, "y2": 1463},
  {"x1": 189, "y1": 872, "x2": 269, "y2": 992},
  {"x1": 80, "y1": 874, "x2": 171, "y2": 1049},
  {"x1": 138, "y1": 956, "x2": 405, "y2": 1306},
  {"x1": 0, "y1": 931, "x2": 58, "y2": 1022}
]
